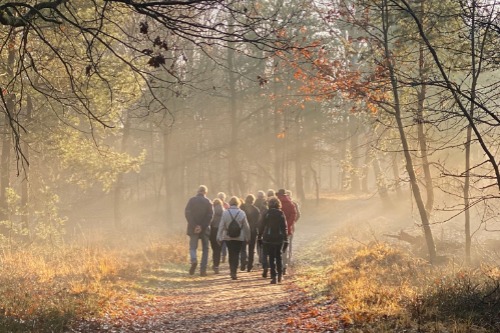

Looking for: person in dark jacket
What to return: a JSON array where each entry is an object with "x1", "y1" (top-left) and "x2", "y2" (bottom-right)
[
  {"x1": 276, "y1": 189, "x2": 297, "y2": 275},
  {"x1": 185, "y1": 185, "x2": 214, "y2": 276},
  {"x1": 209, "y1": 198, "x2": 225, "y2": 274},
  {"x1": 254, "y1": 190, "x2": 268, "y2": 272},
  {"x1": 259, "y1": 197, "x2": 288, "y2": 284},
  {"x1": 285, "y1": 190, "x2": 301, "y2": 268},
  {"x1": 240, "y1": 194, "x2": 260, "y2": 272}
]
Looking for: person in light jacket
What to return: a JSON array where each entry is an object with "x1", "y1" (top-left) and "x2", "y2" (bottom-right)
[{"x1": 217, "y1": 196, "x2": 251, "y2": 280}]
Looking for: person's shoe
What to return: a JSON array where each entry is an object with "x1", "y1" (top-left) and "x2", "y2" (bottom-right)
[
  {"x1": 231, "y1": 275, "x2": 237, "y2": 280},
  {"x1": 189, "y1": 263, "x2": 197, "y2": 275},
  {"x1": 213, "y1": 266, "x2": 219, "y2": 274},
  {"x1": 278, "y1": 274, "x2": 283, "y2": 283},
  {"x1": 282, "y1": 267, "x2": 287, "y2": 275},
  {"x1": 262, "y1": 269, "x2": 268, "y2": 278},
  {"x1": 200, "y1": 270, "x2": 207, "y2": 277},
  {"x1": 247, "y1": 265, "x2": 253, "y2": 272},
  {"x1": 240, "y1": 265, "x2": 246, "y2": 271},
  {"x1": 270, "y1": 278, "x2": 277, "y2": 284}
]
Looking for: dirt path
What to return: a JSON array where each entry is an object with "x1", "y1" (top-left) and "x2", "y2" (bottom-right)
[
  {"x1": 71, "y1": 262, "x2": 324, "y2": 333},
  {"x1": 71, "y1": 200, "x2": 352, "y2": 332}
]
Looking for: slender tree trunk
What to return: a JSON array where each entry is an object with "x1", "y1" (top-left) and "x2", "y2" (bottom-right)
[
  {"x1": 0, "y1": 45, "x2": 15, "y2": 229},
  {"x1": 464, "y1": 0, "x2": 479, "y2": 265},
  {"x1": 391, "y1": 152, "x2": 403, "y2": 196},
  {"x1": 163, "y1": 125, "x2": 173, "y2": 226},
  {"x1": 113, "y1": 113, "x2": 131, "y2": 228},
  {"x1": 416, "y1": 0, "x2": 434, "y2": 217},
  {"x1": 227, "y1": 43, "x2": 243, "y2": 195},
  {"x1": 339, "y1": 138, "x2": 348, "y2": 191},
  {"x1": 0, "y1": 111, "x2": 12, "y2": 224},
  {"x1": 361, "y1": 139, "x2": 371, "y2": 193},
  {"x1": 21, "y1": 96, "x2": 32, "y2": 235},
  {"x1": 464, "y1": 125, "x2": 472, "y2": 265},
  {"x1": 295, "y1": 117, "x2": 306, "y2": 202},
  {"x1": 310, "y1": 164, "x2": 320, "y2": 204},
  {"x1": 373, "y1": 155, "x2": 391, "y2": 206},
  {"x1": 349, "y1": 116, "x2": 361, "y2": 193},
  {"x1": 382, "y1": 0, "x2": 436, "y2": 263},
  {"x1": 273, "y1": 63, "x2": 282, "y2": 188}
]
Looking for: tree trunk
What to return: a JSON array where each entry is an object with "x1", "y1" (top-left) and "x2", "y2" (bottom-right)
[
  {"x1": 113, "y1": 112, "x2": 131, "y2": 228},
  {"x1": 21, "y1": 95, "x2": 33, "y2": 235},
  {"x1": 464, "y1": 1, "x2": 478, "y2": 266},
  {"x1": 0, "y1": 109, "x2": 12, "y2": 225},
  {"x1": 391, "y1": 152, "x2": 403, "y2": 196},
  {"x1": 273, "y1": 62, "x2": 283, "y2": 189},
  {"x1": 295, "y1": 148, "x2": 306, "y2": 202},
  {"x1": 416, "y1": 0, "x2": 434, "y2": 217},
  {"x1": 349, "y1": 116, "x2": 361, "y2": 193},
  {"x1": 227, "y1": 36, "x2": 245, "y2": 195},
  {"x1": 361, "y1": 138, "x2": 371, "y2": 193},
  {"x1": 163, "y1": 125, "x2": 173, "y2": 226},
  {"x1": 464, "y1": 125, "x2": 472, "y2": 265},
  {"x1": 0, "y1": 45, "x2": 15, "y2": 230},
  {"x1": 310, "y1": 163, "x2": 320, "y2": 204},
  {"x1": 382, "y1": 0, "x2": 436, "y2": 263}
]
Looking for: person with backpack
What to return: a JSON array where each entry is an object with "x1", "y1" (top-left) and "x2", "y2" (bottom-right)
[
  {"x1": 276, "y1": 189, "x2": 297, "y2": 276},
  {"x1": 259, "y1": 197, "x2": 288, "y2": 284},
  {"x1": 209, "y1": 198, "x2": 225, "y2": 274},
  {"x1": 240, "y1": 194, "x2": 260, "y2": 272},
  {"x1": 217, "y1": 196, "x2": 251, "y2": 280},
  {"x1": 185, "y1": 185, "x2": 214, "y2": 277}
]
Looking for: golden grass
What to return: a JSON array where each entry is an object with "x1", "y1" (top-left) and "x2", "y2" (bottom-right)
[
  {"x1": 0, "y1": 233, "x2": 186, "y2": 332},
  {"x1": 295, "y1": 237, "x2": 500, "y2": 332}
]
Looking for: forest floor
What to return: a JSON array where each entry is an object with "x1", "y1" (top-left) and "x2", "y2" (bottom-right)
[{"x1": 69, "y1": 197, "x2": 354, "y2": 333}]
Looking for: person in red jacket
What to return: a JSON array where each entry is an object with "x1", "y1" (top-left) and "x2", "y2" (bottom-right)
[{"x1": 276, "y1": 189, "x2": 297, "y2": 275}]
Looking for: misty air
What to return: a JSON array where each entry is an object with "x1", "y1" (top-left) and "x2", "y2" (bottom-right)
[{"x1": 0, "y1": 1, "x2": 499, "y2": 332}]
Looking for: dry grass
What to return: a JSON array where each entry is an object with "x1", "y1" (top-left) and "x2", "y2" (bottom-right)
[
  {"x1": 0, "y1": 232, "x2": 186, "y2": 332},
  {"x1": 295, "y1": 237, "x2": 500, "y2": 332}
]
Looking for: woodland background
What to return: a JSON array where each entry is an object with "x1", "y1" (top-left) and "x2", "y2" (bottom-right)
[{"x1": 0, "y1": 0, "x2": 498, "y2": 267}]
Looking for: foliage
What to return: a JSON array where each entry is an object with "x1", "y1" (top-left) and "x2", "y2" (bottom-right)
[
  {"x1": 0, "y1": 232, "x2": 185, "y2": 332},
  {"x1": 296, "y1": 234, "x2": 500, "y2": 332}
]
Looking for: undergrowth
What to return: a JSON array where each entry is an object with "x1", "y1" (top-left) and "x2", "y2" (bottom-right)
[
  {"x1": 0, "y1": 233, "x2": 186, "y2": 333},
  {"x1": 295, "y1": 237, "x2": 500, "y2": 332}
]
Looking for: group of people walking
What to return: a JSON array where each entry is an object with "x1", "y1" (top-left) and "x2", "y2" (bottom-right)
[{"x1": 184, "y1": 185, "x2": 300, "y2": 284}]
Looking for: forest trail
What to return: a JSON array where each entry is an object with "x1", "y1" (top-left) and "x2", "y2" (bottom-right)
[{"x1": 71, "y1": 197, "x2": 377, "y2": 332}]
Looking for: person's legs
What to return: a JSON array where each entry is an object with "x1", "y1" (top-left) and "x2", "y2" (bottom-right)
[
  {"x1": 261, "y1": 242, "x2": 269, "y2": 278},
  {"x1": 188, "y1": 234, "x2": 199, "y2": 275},
  {"x1": 200, "y1": 233, "x2": 210, "y2": 276},
  {"x1": 227, "y1": 240, "x2": 243, "y2": 279},
  {"x1": 276, "y1": 244, "x2": 284, "y2": 282},
  {"x1": 257, "y1": 238, "x2": 262, "y2": 266},
  {"x1": 221, "y1": 241, "x2": 227, "y2": 262},
  {"x1": 240, "y1": 242, "x2": 247, "y2": 271},
  {"x1": 268, "y1": 244, "x2": 278, "y2": 283},
  {"x1": 247, "y1": 231, "x2": 257, "y2": 271},
  {"x1": 282, "y1": 233, "x2": 293, "y2": 274},
  {"x1": 209, "y1": 228, "x2": 221, "y2": 273}
]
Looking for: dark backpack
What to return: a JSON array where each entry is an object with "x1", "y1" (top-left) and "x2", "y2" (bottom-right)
[
  {"x1": 263, "y1": 211, "x2": 285, "y2": 243},
  {"x1": 227, "y1": 211, "x2": 241, "y2": 238}
]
